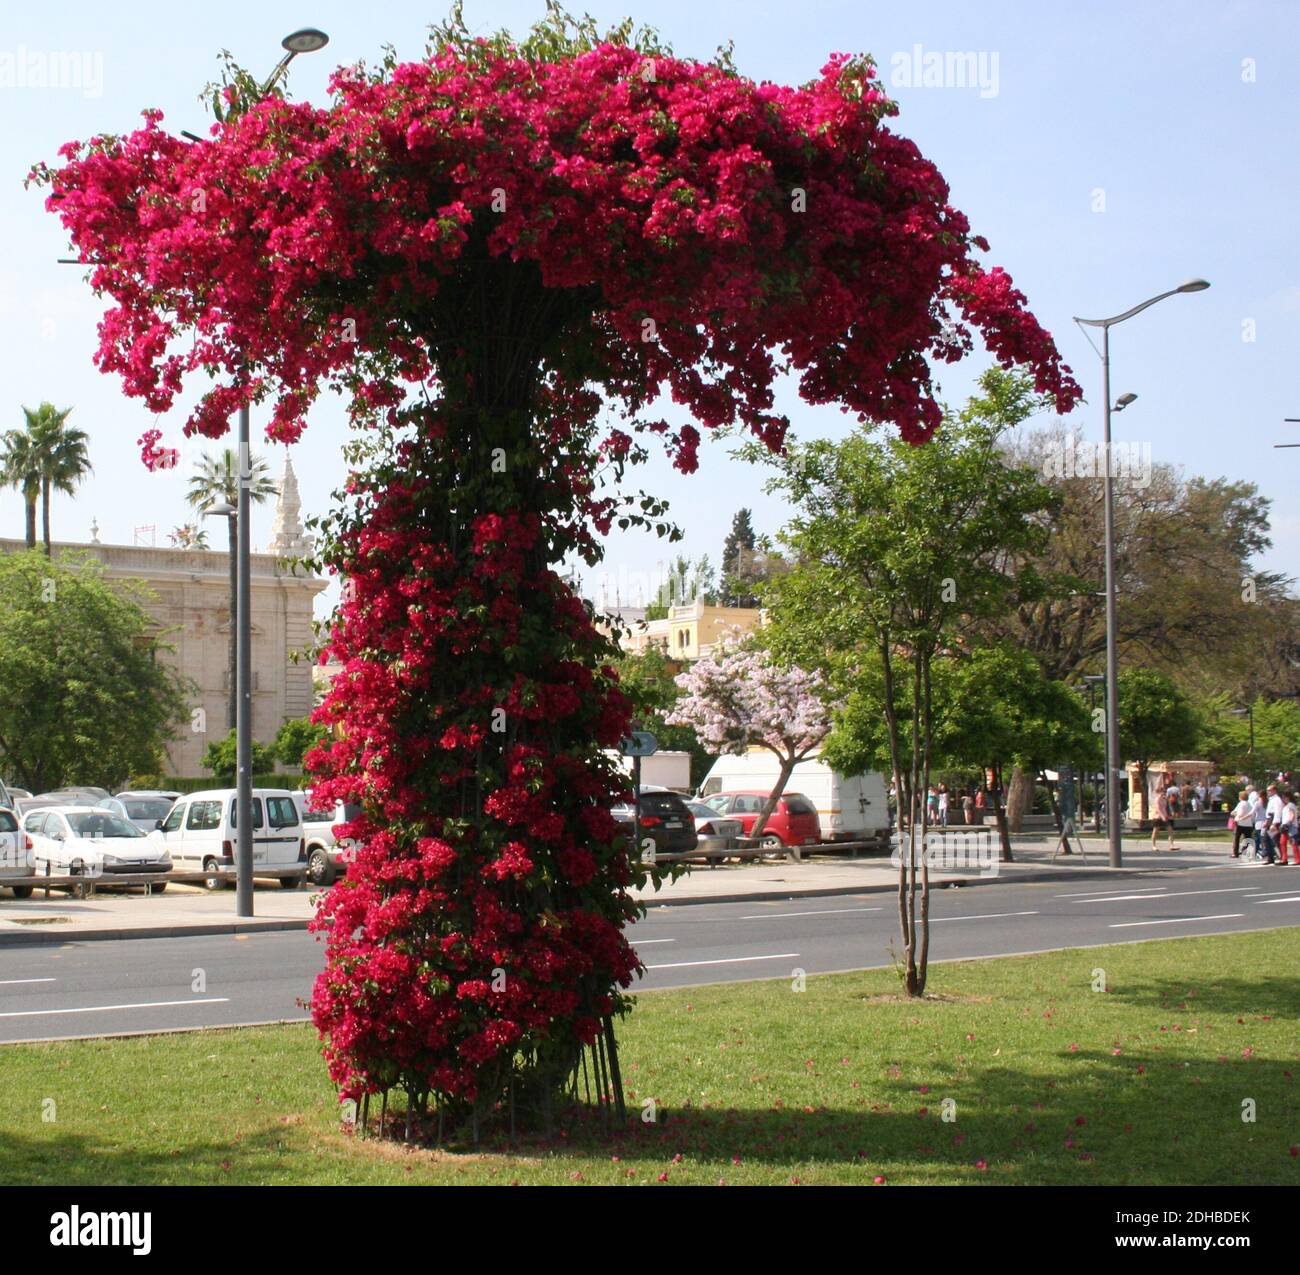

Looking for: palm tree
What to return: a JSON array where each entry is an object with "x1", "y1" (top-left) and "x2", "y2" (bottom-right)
[
  {"x1": 21, "y1": 404, "x2": 92, "y2": 556},
  {"x1": 0, "y1": 427, "x2": 41, "y2": 548},
  {"x1": 186, "y1": 449, "x2": 279, "y2": 729}
]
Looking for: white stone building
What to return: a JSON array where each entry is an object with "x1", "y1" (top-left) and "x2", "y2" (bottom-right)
[{"x1": 0, "y1": 456, "x2": 326, "y2": 777}]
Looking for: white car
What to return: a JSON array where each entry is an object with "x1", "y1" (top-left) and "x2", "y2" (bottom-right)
[
  {"x1": 22, "y1": 806, "x2": 172, "y2": 883},
  {"x1": 0, "y1": 808, "x2": 34, "y2": 897},
  {"x1": 295, "y1": 792, "x2": 363, "y2": 886},
  {"x1": 148, "y1": 788, "x2": 306, "y2": 889}
]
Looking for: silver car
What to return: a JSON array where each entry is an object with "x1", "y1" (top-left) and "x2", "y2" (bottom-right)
[
  {"x1": 106, "y1": 793, "x2": 180, "y2": 834},
  {"x1": 296, "y1": 792, "x2": 363, "y2": 886},
  {"x1": 685, "y1": 800, "x2": 742, "y2": 861}
]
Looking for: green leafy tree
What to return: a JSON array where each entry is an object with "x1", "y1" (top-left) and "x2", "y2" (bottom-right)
[
  {"x1": 934, "y1": 645, "x2": 1099, "y2": 856},
  {"x1": 200, "y1": 729, "x2": 277, "y2": 781},
  {"x1": 273, "y1": 715, "x2": 330, "y2": 769},
  {"x1": 721, "y1": 507, "x2": 759, "y2": 605},
  {"x1": 614, "y1": 647, "x2": 715, "y2": 786},
  {"x1": 1196, "y1": 692, "x2": 1300, "y2": 782},
  {"x1": 0, "y1": 550, "x2": 189, "y2": 791},
  {"x1": 186, "y1": 448, "x2": 279, "y2": 730},
  {"x1": 1117, "y1": 668, "x2": 1201, "y2": 819},
  {"x1": 761, "y1": 368, "x2": 1060, "y2": 995}
]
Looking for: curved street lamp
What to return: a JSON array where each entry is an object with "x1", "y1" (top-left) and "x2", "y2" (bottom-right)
[{"x1": 1073, "y1": 280, "x2": 1210, "y2": 869}]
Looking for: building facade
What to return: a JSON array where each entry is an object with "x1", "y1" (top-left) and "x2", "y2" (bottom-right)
[
  {"x1": 614, "y1": 598, "x2": 765, "y2": 659},
  {"x1": 0, "y1": 457, "x2": 326, "y2": 777}
]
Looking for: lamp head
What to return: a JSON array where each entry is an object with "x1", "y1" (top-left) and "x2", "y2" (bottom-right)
[
  {"x1": 281, "y1": 28, "x2": 329, "y2": 54},
  {"x1": 1114, "y1": 392, "x2": 1138, "y2": 411},
  {"x1": 1177, "y1": 278, "x2": 1211, "y2": 293}
]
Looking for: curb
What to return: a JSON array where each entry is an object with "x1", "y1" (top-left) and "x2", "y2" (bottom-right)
[
  {"x1": 0, "y1": 918, "x2": 311, "y2": 947},
  {"x1": 0, "y1": 855, "x2": 1232, "y2": 943},
  {"x1": 637, "y1": 858, "x2": 1223, "y2": 908}
]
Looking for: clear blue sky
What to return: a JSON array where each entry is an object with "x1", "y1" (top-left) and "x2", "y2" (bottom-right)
[{"x1": 2, "y1": 1, "x2": 1296, "y2": 616}]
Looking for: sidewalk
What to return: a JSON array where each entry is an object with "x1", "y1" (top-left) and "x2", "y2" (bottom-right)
[{"x1": 0, "y1": 836, "x2": 1243, "y2": 945}]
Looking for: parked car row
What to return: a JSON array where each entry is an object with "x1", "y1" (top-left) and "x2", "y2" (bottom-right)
[{"x1": 0, "y1": 784, "x2": 312, "y2": 895}]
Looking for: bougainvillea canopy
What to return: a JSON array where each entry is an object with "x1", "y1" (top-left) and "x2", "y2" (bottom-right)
[{"x1": 34, "y1": 11, "x2": 1078, "y2": 1126}]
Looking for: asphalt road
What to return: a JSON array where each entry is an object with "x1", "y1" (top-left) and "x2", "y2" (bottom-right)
[{"x1": 1, "y1": 862, "x2": 1299, "y2": 1042}]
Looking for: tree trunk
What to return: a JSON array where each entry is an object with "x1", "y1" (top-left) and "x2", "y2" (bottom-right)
[
  {"x1": 24, "y1": 496, "x2": 36, "y2": 549},
  {"x1": 1005, "y1": 764, "x2": 1034, "y2": 832},
  {"x1": 41, "y1": 478, "x2": 51, "y2": 556},
  {"x1": 749, "y1": 755, "x2": 797, "y2": 847},
  {"x1": 1138, "y1": 762, "x2": 1149, "y2": 822},
  {"x1": 227, "y1": 516, "x2": 238, "y2": 731},
  {"x1": 991, "y1": 764, "x2": 1014, "y2": 862}
]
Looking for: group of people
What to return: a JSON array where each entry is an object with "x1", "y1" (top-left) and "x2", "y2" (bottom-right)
[
  {"x1": 924, "y1": 783, "x2": 997, "y2": 827},
  {"x1": 1226, "y1": 782, "x2": 1300, "y2": 865}
]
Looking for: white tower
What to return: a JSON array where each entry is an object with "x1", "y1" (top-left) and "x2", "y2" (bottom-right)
[{"x1": 267, "y1": 453, "x2": 314, "y2": 559}]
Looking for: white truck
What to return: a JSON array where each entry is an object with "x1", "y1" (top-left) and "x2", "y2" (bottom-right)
[
  {"x1": 604, "y1": 749, "x2": 693, "y2": 793},
  {"x1": 697, "y1": 749, "x2": 892, "y2": 848}
]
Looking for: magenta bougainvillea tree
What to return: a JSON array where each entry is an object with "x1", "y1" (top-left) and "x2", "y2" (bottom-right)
[{"x1": 33, "y1": 7, "x2": 1079, "y2": 1128}]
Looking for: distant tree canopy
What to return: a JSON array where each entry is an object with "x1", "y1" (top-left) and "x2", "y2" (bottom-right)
[
  {"x1": 990, "y1": 425, "x2": 1291, "y2": 702},
  {"x1": 273, "y1": 715, "x2": 330, "y2": 769},
  {"x1": 200, "y1": 730, "x2": 277, "y2": 781},
  {"x1": 613, "y1": 646, "x2": 715, "y2": 786},
  {"x1": 0, "y1": 549, "x2": 189, "y2": 792}
]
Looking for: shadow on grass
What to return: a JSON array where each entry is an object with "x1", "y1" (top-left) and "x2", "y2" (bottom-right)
[
  {"x1": 3, "y1": 1043, "x2": 1297, "y2": 1185},
  {"x1": 0, "y1": 1120, "x2": 312, "y2": 1187},
  {"x1": 334, "y1": 1047, "x2": 1300, "y2": 1185},
  {"x1": 1105, "y1": 975, "x2": 1300, "y2": 1019}
]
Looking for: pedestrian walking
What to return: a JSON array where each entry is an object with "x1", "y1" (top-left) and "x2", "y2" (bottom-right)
[
  {"x1": 1259, "y1": 783, "x2": 1283, "y2": 865},
  {"x1": 962, "y1": 790, "x2": 975, "y2": 826},
  {"x1": 1279, "y1": 791, "x2": 1298, "y2": 866},
  {"x1": 1150, "y1": 776, "x2": 1179, "y2": 852},
  {"x1": 1230, "y1": 788, "x2": 1256, "y2": 858},
  {"x1": 937, "y1": 783, "x2": 949, "y2": 827}
]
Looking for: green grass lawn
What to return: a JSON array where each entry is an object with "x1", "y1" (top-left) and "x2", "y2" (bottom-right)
[{"x1": 2, "y1": 929, "x2": 1298, "y2": 1186}]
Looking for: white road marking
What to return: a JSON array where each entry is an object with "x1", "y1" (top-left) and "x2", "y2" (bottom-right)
[
  {"x1": 1109, "y1": 914, "x2": 1244, "y2": 929},
  {"x1": 646, "y1": 953, "x2": 800, "y2": 970},
  {"x1": 0, "y1": 997, "x2": 230, "y2": 1019},
  {"x1": 1243, "y1": 889, "x2": 1300, "y2": 898},
  {"x1": 1070, "y1": 887, "x2": 1255, "y2": 904},
  {"x1": 0, "y1": 978, "x2": 56, "y2": 986},
  {"x1": 928, "y1": 911, "x2": 1038, "y2": 922},
  {"x1": 1055, "y1": 886, "x2": 1170, "y2": 899},
  {"x1": 1256, "y1": 897, "x2": 1300, "y2": 904},
  {"x1": 739, "y1": 907, "x2": 882, "y2": 920},
  {"x1": 631, "y1": 938, "x2": 676, "y2": 945}
]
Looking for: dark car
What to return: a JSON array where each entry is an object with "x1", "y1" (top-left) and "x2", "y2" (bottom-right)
[{"x1": 612, "y1": 788, "x2": 698, "y2": 861}]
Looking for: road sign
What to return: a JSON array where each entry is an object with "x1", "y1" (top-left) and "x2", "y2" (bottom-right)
[{"x1": 620, "y1": 731, "x2": 658, "y2": 757}]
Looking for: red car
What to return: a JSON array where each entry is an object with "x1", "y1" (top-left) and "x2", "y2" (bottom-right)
[{"x1": 702, "y1": 791, "x2": 821, "y2": 850}]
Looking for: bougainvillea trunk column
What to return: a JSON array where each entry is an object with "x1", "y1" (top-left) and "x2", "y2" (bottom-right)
[{"x1": 33, "y1": 8, "x2": 1079, "y2": 1135}]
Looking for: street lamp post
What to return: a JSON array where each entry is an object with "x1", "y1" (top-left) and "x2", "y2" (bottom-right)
[
  {"x1": 201, "y1": 28, "x2": 330, "y2": 918},
  {"x1": 1074, "y1": 279, "x2": 1210, "y2": 869}
]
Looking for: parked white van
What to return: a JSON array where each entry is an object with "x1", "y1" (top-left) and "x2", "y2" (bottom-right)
[
  {"x1": 697, "y1": 750, "x2": 892, "y2": 848},
  {"x1": 147, "y1": 789, "x2": 306, "y2": 889}
]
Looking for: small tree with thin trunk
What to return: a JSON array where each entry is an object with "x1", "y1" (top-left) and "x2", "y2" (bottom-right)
[
  {"x1": 759, "y1": 370, "x2": 1061, "y2": 995},
  {"x1": 667, "y1": 647, "x2": 836, "y2": 845}
]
